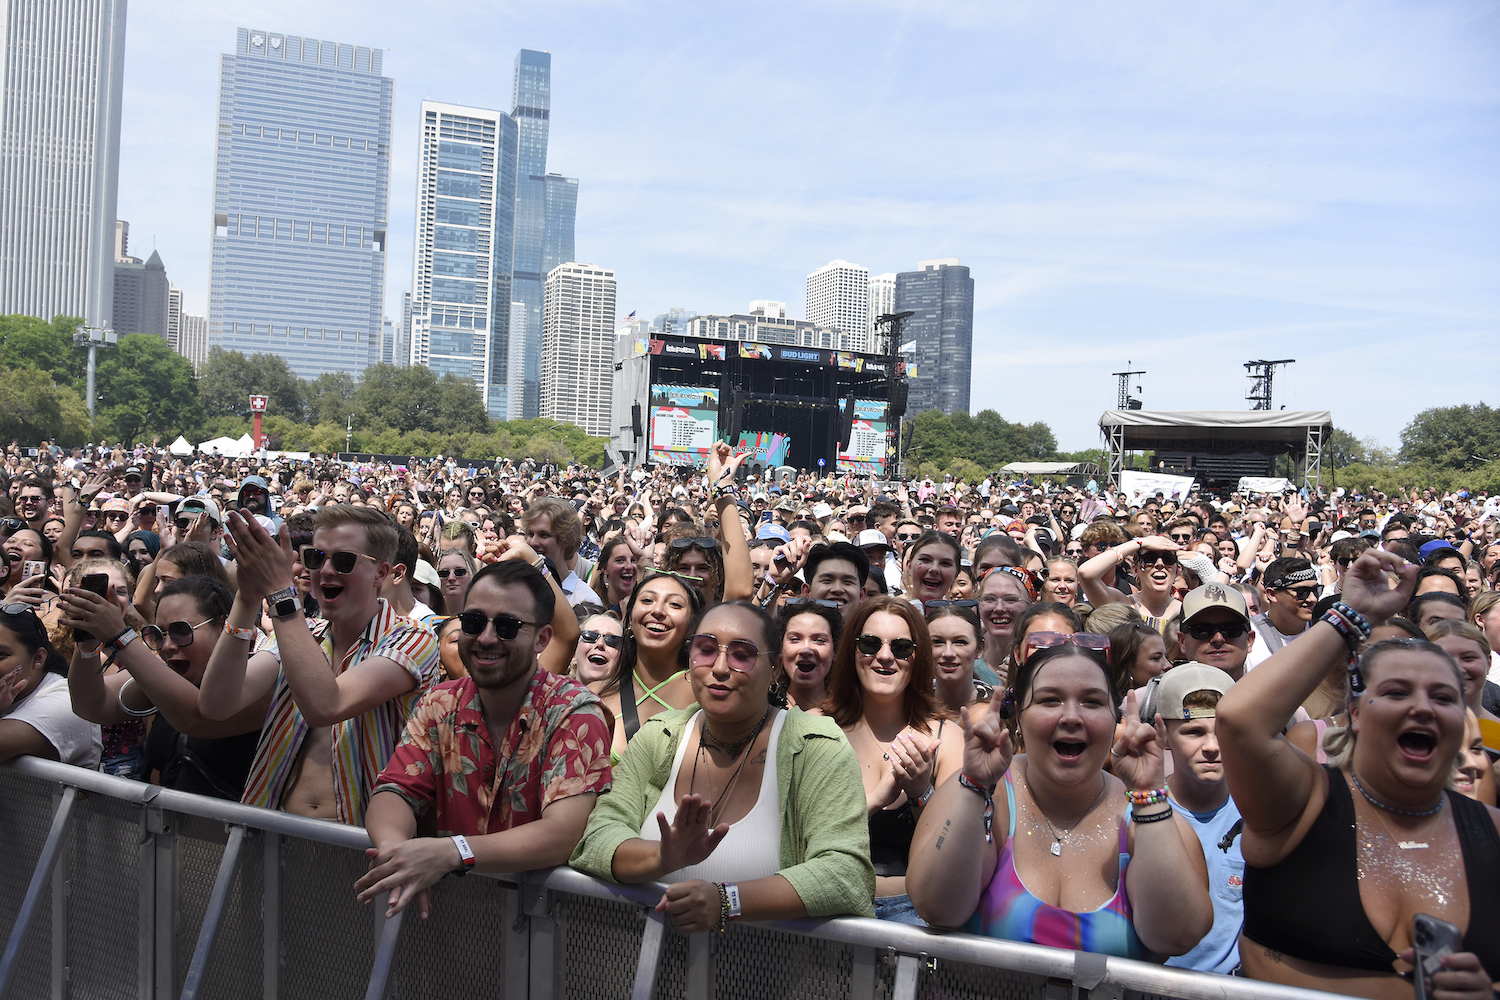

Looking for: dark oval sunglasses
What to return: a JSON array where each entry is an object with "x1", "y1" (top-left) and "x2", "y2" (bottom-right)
[
  {"x1": 855, "y1": 634, "x2": 917, "y2": 659},
  {"x1": 578, "y1": 629, "x2": 623, "y2": 649},
  {"x1": 142, "y1": 618, "x2": 215, "y2": 651}
]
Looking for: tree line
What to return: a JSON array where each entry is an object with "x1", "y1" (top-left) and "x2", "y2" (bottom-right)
[{"x1": 0, "y1": 314, "x2": 607, "y2": 466}]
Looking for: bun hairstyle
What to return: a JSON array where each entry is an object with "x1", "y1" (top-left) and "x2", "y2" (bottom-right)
[{"x1": 1001, "y1": 642, "x2": 1120, "y2": 753}]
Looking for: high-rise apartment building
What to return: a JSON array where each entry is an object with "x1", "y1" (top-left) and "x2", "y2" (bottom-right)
[
  {"x1": 651, "y1": 307, "x2": 698, "y2": 336},
  {"x1": 113, "y1": 249, "x2": 170, "y2": 337},
  {"x1": 868, "y1": 273, "x2": 896, "y2": 344},
  {"x1": 166, "y1": 286, "x2": 183, "y2": 350},
  {"x1": 895, "y1": 258, "x2": 973, "y2": 416},
  {"x1": 685, "y1": 302, "x2": 856, "y2": 349},
  {"x1": 406, "y1": 101, "x2": 518, "y2": 418},
  {"x1": 806, "y1": 260, "x2": 869, "y2": 352},
  {"x1": 395, "y1": 290, "x2": 411, "y2": 368},
  {"x1": 178, "y1": 313, "x2": 208, "y2": 371},
  {"x1": 539, "y1": 262, "x2": 615, "y2": 437},
  {"x1": 0, "y1": 0, "x2": 127, "y2": 328},
  {"x1": 207, "y1": 28, "x2": 393, "y2": 379},
  {"x1": 509, "y1": 50, "x2": 578, "y2": 420}
]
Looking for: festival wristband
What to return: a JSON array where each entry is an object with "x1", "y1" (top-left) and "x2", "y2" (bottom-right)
[
  {"x1": 1131, "y1": 806, "x2": 1175, "y2": 824},
  {"x1": 451, "y1": 835, "x2": 475, "y2": 876},
  {"x1": 957, "y1": 773, "x2": 995, "y2": 843}
]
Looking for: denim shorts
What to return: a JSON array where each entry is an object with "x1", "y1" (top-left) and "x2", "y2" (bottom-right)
[{"x1": 873, "y1": 894, "x2": 927, "y2": 926}]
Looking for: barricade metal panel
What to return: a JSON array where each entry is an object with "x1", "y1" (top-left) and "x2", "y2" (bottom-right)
[
  {"x1": 0, "y1": 769, "x2": 57, "y2": 999},
  {"x1": 0, "y1": 758, "x2": 1358, "y2": 1000}
]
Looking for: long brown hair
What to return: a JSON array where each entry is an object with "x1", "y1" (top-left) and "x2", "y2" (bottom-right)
[{"x1": 823, "y1": 595, "x2": 941, "y2": 732}]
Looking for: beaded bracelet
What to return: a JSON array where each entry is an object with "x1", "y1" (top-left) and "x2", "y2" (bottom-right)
[
  {"x1": 958, "y1": 773, "x2": 995, "y2": 843},
  {"x1": 1125, "y1": 788, "x2": 1169, "y2": 807},
  {"x1": 1329, "y1": 601, "x2": 1371, "y2": 638},
  {"x1": 714, "y1": 882, "x2": 731, "y2": 934},
  {"x1": 1132, "y1": 806, "x2": 1175, "y2": 824}
]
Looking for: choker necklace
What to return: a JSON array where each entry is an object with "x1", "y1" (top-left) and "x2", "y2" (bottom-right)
[
  {"x1": 1350, "y1": 770, "x2": 1443, "y2": 818},
  {"x1": 701, "y1": 710, "x2": 770, "y2": 756},
  {"x1": 692, "y1": 707, "x2": 774, "y2": 828}
]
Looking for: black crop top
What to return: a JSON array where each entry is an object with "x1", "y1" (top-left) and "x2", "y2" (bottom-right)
[{"x1": 1242, "y1": 765, "x2": 1500, "y2": 975}]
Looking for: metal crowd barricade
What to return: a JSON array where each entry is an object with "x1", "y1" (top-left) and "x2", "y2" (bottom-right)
[{"x1": 0, "y1": 756, "x2": 1350, "y2": 1000}]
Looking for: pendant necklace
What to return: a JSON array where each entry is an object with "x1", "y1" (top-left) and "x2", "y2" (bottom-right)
[
  {"x1": 1026, "y1": 765, "x2": 1107, "y2": 857},
  {"x1": 691, "y1": 707, "x2": 772, "y2": 828},
  {"x1": 1351, "y1": 770, "x2": 1443, "y2": 850}
]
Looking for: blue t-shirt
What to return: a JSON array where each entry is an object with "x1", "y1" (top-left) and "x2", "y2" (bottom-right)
[{"x1": 1165, "y1": 793, "x2": 1244, "y2": 975}]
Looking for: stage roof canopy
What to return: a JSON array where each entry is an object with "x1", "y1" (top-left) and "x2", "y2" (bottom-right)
[
  {"x1": 1002, "y1": 461, "x2": 1100, "y2": 475},
  {"x1": 1099, "y1": 409, "x2": 1332, "y2": 445}
]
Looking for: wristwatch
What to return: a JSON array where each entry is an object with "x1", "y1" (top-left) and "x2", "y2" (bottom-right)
[
  {"x1": 266, "y1": 586, "x2": 301, "y2": 619},
  {"x1": 450, "y1": 835, "x2": 475, "y2": 876}
]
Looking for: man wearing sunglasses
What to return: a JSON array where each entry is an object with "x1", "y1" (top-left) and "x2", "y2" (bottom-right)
[
  {"x1": 1177, "y1": 584, "x2": 1256, "y2": 681},
  {"x1": 1243, "y1": 558, "x2": 1318, "y2": 673},
  {"x1": 356, "y1": 560, "x2": 611, "y2": 918},
  {"x1": 199, "y1": 505, "x2": 441, "y2": 825}
]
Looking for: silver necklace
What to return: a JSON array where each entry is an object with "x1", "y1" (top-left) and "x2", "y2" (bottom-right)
[{"x1": 1025, "y1": 766, "x2": 1107, "y2": 857}]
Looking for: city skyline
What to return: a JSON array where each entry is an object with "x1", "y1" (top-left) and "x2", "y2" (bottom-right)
[{"x1": 107, "y1": 2, "x2": 1496, "y2": 449}]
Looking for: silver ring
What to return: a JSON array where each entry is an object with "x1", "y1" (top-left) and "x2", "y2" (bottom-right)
[{"x1": 1109, "y1": 749, "x2": 1124, "y2": 758}]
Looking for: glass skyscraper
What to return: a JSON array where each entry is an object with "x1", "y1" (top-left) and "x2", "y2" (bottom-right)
[
  {"x1": 509, "y1": 49, "x2": 578, "y2": 419},
  {"x1": 895, "y1": 259, "x2": 974, "y2": 416},
  {"x1": 207, "y1": 28, "x2": 393, "y2": 379},
  {"x1": 0, "y1": 0, "x2": 126, "y2": 329},
  {"x1": 407, "y1": 101, "x2": 518, "y2": 419}
]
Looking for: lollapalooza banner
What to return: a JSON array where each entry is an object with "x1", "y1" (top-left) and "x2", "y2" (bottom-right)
[
  {"x1": 647, "y1": 385, "x2": 719, "y2": 466},
  {"x1": 837, "y1": 399, "x2": 888, "y2": 476}
]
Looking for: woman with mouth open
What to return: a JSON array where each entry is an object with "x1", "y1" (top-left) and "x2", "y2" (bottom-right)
[
  {"x1": 1216, "y1": 549, "x2": 1500, "y2": 998},
  {"x1": 1079, "y1": 534, "x2": 1187, "y2": 635},
  {"x1": 776, "y1": 599, "x2": 843, "y2": 712},
  {"x1": 900, "y1": 531, "x2": 961, "y2": 608},
  {"x1": 905, "y1": 627, "x2": 1212, "y2": 958},
  {"x1": 823, "y1": 596, "x2": 962, "y2": 923},
  {"x1": 570, "y1": 600, "x2": 873, "y2": 931}
]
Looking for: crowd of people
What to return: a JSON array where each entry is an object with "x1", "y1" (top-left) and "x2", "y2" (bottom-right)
[{"x1": 1, "y1": 435, "x2": 1497, "y2": 997}]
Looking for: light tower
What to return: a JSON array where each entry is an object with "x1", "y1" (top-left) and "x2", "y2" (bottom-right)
[
  {"x1": 1111, "y1": 367, "x2": 1146, "y2": 410},
  {"x1": 1245, "y1": 359, "x2": 1295, "y2": 410}
]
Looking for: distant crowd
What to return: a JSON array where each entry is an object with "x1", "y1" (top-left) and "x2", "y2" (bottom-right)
[{"x1": 1, "y1": 435, "x2": 1495, "y2": 998}]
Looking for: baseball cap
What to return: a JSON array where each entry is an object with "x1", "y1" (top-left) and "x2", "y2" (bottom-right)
[
  {"x1": 123, "y1": 466, "x2": 142, "y2": 478},
  {"x1": 1419, "y1": 540, "x2": 1460, "y2": 563},
  {"x1": 178, "y1": 496, "x2": 222, "y2": 525},
  {"x1": 756, "y1": 523, "x2": 791, "y2": 544},
  {"x1": 413, "y1": 559, "x2": 440, "y2": 587},
  {"x1": 1154, "y1": 663, "x2": 1235, "y2": 720},
  {"x1": 101, "y1": 497, "x2": 129, "y2": 513},
  {"x1": 811, "y1": 502, "x2": 833, "y2": 520},
  {"x1": 856, "y1": 528, "x2": 890, "y2": 552},
  {"x1": 1180, "y1": 582, "x2": 1250, "y2": 625}
]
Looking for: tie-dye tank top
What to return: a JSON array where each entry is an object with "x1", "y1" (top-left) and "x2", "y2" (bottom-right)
[{"x1": 963, "y1": 777, "x2": 1146, "y2": 958}]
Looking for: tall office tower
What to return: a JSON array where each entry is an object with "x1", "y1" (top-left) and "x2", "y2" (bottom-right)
[
  {"x1": 805, "y1": 260, "x2": 869, "y2": 352},
  {"x1": 178, "y1": 313, "x2": 208, "y2": 370},
  {"x1": 650, "y1": 307, "x2": 697, "y2": 336},
  {"x1": 868, "y1": 273, "x2": 895, "y2": 344},
  {"x1": 407, "y1": 101, "x2": 518, "y2": 418},
  {"x1": 395, "y1": 290, "x2": 411, "y2": 368},
  {"x1": 166, "y1": 286, "x2": 182, "y2": 350},
  {"x1": 112, "y1": 249, "x2": 170, "y2": 336},
  {"x1": 0, "y1": 0, "x2": 127, "y2": 328},
  {"x1": 506, "y1": 300, "x2": 526, "y2": 419},
  {"x1": 115, "y1": 220, "x2": 130, "y2": 261},
  {"x1": 378, "y1": 317, "x2": 393, "y2": 364},
  {"x1": 894, "y1": 258, "x2": 973, "y2": 416},
  {"x1": 207, "y1": 28, "x2": 393, "y2": 379},
  {"x1": 539, "y1": 262, "x2": 615, "y2": 437},
  {"x1": 509, "y1": 50, "x2": 578, "y2": 419}
]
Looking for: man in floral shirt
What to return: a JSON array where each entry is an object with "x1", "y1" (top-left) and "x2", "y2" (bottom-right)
[{"x1": 356, "y1": 560, "x2": 612, "y2": 918}]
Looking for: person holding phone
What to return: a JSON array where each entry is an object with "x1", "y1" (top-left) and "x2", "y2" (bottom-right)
[{"x1": 1217, "y1": 549, "x2": 1499, "y2": 998}]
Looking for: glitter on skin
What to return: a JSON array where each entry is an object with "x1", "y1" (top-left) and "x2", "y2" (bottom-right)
[{"x1": 1354, "y1": 811, "x2": 1460, "y2": 912}]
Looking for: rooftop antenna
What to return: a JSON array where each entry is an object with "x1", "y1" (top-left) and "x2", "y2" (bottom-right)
[
  {"x1": 1244, "y1": 359, "x2": 1295, "y2": 410},
  {"x1": 1111, "y1": 365, "x2": 1146, "y2": 410}
]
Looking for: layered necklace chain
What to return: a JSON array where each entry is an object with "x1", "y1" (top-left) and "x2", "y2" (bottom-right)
[
  {"x1": 691, "y1": 708, "x2": 772, "y2": 828},
  {"x1": 1351, "y1": 770, "x2": 1444, "y2": 850},
  {"x1": 1023, "y1": 765, "x2": 1108, "y2": 857}
]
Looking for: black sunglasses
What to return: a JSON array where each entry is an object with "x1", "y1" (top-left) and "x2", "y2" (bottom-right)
[
  {"x1": 924, "y1": 599, "x2": 978, "y2": 609},
  {"x1": 855, "y1": 634, "x2": 917, "y2": 658},
  {"x1": 457, "y1": 610, "x2": 543, "y2": 640},
  {"x1": 669, "y1": 536, "x2": 719, "y2": 551},
  {"x1": 436, "y1": 566, "x2": 468, "y2": 579},
  {"x1": 142, "y1": 618, "x2": 214, "y2": 651},
  {"x1": 1280, "y1": 585, "x2": 1319, "y2": 603},
  {"x1": 578, "y1": 629, "x2": 623, "y2": 649},
  {"x1": 1139, "y1": 551, "x2": 1178, "y2": 567},
  {"x1": 1168, "y1": 533, "x2": 1194, "y2": 543},
  {"x1": 895, "y1": 532, "x2": 921, "y2": 542},
  {"x1": 782, "y1": 598, "x2": 840, "y2": 609},
  {"x1": 1181, "y1": 620, "x2": 1251, "y2": 641},
  {"x1": 0, "y1": 518, "x2": 25, "y2": 533},
  {"x1": 300, "y1": 547, "x2": 378, "y2": 573}
]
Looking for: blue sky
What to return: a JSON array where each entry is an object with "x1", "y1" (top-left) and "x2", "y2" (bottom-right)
[{"x1": 115, "y1": 1, "x2": 1499, "y2": 451}]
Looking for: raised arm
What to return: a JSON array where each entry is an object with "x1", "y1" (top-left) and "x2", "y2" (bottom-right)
[
  {"x1": 497, "y1": 536, "x2": 577, "y2": 675},
  {"x1": 1078, "y1": 536, "x2": 1147, "y2": 606},
  {"x1": 1217, "y1": 549, "x2": 1418, "y2": 858},
  {"x1": 706, "y1": 443, "x2": 752, "y2": 601}
]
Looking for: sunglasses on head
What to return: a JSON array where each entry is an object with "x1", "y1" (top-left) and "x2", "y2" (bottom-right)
[
  {"x1": 669, "y1": 536, "x2": 718, "y2": 551},
  {"x1": 1182, "y1": 619, "x2": 1251, "y2": 641},
  {"x1": 688, "y1": 633, "x2": 766, "y2": 672},
  {"x1": 855, "y1": 634, "x2": 917, "y2": 658},
  {"x1": 142, "y1": 618, "x2": 215, "y2": 651},
  {"x1": 782, "y1": 598, "x2": 840, "y2": 609},
  {"x1": 925, "y1": 599, "x2": 978, "y2": 609},
  {"x1": 1025, "y1": 631, "x2": 1111, "y2": 659},
  {"x1": 578, "y1": 629, "x2": 623, "y2": 649},
  {"x1": 457, "y1": 610, "x2": 543, "y2": 640},
  {"x1": 300, "y1": 547, "x2": 378, "y2": 573},
  {"x1": 0, "y1": 518, "x2": 25, "y2": 533}
]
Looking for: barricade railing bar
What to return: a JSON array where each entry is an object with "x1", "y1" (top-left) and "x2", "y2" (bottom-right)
[{"x1": 0, "y1": 756, "x2": 1350, "y2": 1000}]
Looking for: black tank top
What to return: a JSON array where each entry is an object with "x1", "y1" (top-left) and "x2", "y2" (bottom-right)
[
  {"x1": 143, "y1": 713, "x2": 260, "y2": 801},
  {"x1": 1242, "y1": 765, "x2": 1500, "y2": 973}
]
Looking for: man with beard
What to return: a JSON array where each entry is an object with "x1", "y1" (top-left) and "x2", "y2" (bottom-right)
[
  {"x1": 354, "y1": 560, "x2": 612, "y2": 918},
  {"x1": 233, "y1": 475, "x2": 283, "y2": 531}
]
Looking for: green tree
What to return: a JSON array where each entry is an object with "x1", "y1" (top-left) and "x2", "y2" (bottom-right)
[
  {"x1": 0, "y1": 314, "x2": 85, "y2": 387},
  {"x1": 0, "y1": 366, "x2": 91, "y2": 444},
  {"x1": 94, "y1": 334, "x2": 201, "y2": 444},
  {"x1": 353, "y1": 364, "x2": 489, "y2": 434},
  {"x1": 305, "y1": 370, "x2": 359, "y2": 426},
  {"x1": 1326, "y1": 427, "x2": 1367, "y2": 468},
  {"x1": 1398, "y1": 403, "x2": 1500, "y2": 472},
  {"x1": 197, "y1": 347, "x2": 305, "y2": 421}
]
